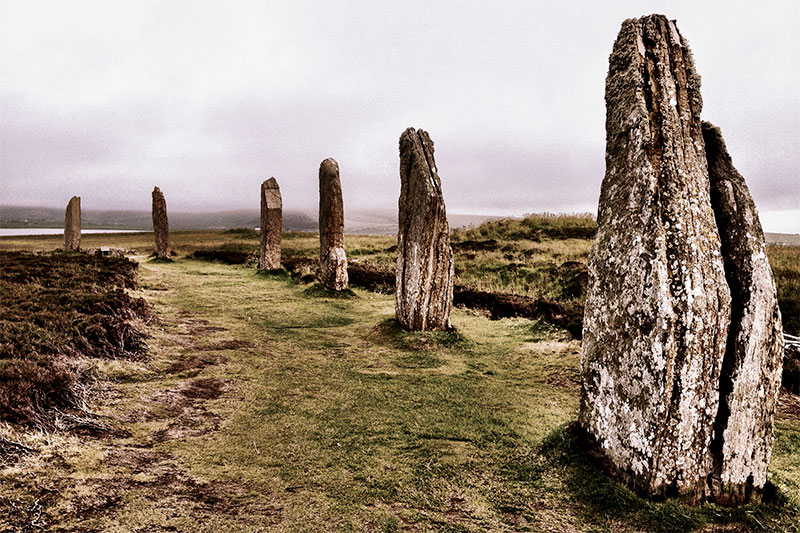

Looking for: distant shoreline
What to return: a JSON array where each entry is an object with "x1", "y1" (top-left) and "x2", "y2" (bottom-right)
[
  {"x1": 0, "y1": 228, "x2": 147, "y2": 237},
  {"x1": 2, "y1": 227, "x2": 799, "y2": 245}
]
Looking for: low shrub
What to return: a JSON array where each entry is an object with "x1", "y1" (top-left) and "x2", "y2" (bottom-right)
[{"x1": 0, "y1": 251, "x2": 150, "y2": 426}]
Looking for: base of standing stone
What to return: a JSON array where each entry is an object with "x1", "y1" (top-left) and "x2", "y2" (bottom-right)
[
  {"x1": 319, "y1": 247, "x2": 348, "y2": 291},
  {"x1": 573, "y1": 423, "x2": 712, "y2": 505}
]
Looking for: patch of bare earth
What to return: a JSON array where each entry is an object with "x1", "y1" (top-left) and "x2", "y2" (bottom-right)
[
  {"x1": 57, "y1": 446, "x2": 280, "y2": 528},
  {"x1": 135, "y1": 378, "x2": 227, "y2": 442},
  {"x1": 545, "y1": 373, "x2": 581, "y2": 391},
  {"x1": 166, "y1": 354, "x2": 228, "y2": 374}
]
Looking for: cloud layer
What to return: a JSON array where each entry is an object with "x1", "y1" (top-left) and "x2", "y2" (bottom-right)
[{"x1": 1, "y1": 1, "x2": 797, "y2": 230}]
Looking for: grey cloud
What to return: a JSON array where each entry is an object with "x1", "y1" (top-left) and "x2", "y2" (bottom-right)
[{"x1": 0, "y1": 1, "x2": 797, "y2": 230}]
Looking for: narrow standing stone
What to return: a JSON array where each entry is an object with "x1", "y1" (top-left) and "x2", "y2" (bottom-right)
[
  {"x1": 152, "y1": 186, "x2": 170, "y2": 259},
  {"x1": 63, "y1": 196, "x2": 81, "y2": 251},
  {"x1": 395, "y1": 127, "x2": 454, "y2": 331},
  {"x1": 318, "y1": 158, "x2": 349, "y2": 290},
  {"x1": 703, "y1": 121, "x2": 784, "y2": 505},
  {"x1": 259, "y1": 178, "x2": 282, "y2": 270},
  {"x1": 579, "y1": 15, "x2": 731, "y2": 503}
]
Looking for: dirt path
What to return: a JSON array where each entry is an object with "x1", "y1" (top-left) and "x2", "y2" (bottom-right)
[{"x1": 2, "y1": 259, "x2": 288, "y2": 531}]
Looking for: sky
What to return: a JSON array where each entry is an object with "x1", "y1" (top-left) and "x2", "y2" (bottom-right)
[{"x1": 1, "y1": 0, "x2": 798, "y2": 232}]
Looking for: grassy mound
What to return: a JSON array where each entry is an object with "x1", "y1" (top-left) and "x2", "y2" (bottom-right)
[{"x1": 452, "y1": 213, "x2": 597, "y2": 242}]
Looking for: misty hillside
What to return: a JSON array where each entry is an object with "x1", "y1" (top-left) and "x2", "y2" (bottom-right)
[
  {"x1": 0, "y1": 205, "x2": 508, "y2": 235},
  {"x1": 1, "y1": 205, "x2": 311, "y2": 232}
]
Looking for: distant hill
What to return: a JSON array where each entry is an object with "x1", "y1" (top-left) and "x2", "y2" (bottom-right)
[
  {"x1": 0, "y1": 205, "x2": 316, "y2": 232},
  {"x1": 0, "y1": 205, "x2": 509, "y2": 235}
]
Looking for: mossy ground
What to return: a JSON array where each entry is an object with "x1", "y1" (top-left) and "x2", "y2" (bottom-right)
[{"x1": 0, "y1": 246, "x2": 796, "y2": 531}]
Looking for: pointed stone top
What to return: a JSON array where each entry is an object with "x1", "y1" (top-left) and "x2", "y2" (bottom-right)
[
  {"x1": 617, "y1": 14, "x2": 694, "y2": 67},
  {"x1": 69, "y1": 196, "x2": 80, "y2": 201},
  {"x1": 320, "y1": 158, "x2": 338, "y2": 172},
  {"x1": 702, "y1": 120, "x2": 722, "y2": 139},
  {"x1": 701, "y1": 121, "x2": 734, "y2": 168},
  {"x1": 629, "y1": 14, "x2": 683, "y2": 45},
  {"x1": 261, "y1": 177, "x2": 282, "y2": 210},
  {"x1": 153, "y1": 186, "x2": 162, "y2": 194},
  {"x1": 625, "y1": 13, "x2": 670, "y2": 23},
  {"x1": 399, "y1": 127, "x2": 442, "y2": 195},
  {"x1": 621, "y1": 14, "x2": 678, "y2": 32},
  {"x1": 400, "y1": 126, "x2": 431, "y2": 142},
  {"x1": 400, "y1": 126, "x2": 430, "y2": 143}
]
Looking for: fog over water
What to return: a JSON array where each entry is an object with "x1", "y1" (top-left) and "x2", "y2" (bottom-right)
[{"x1": 1, "y1": 1, "x2": 798, "y2": 232}]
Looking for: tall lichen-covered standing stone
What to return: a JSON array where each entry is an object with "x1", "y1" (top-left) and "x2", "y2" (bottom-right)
[
  {"x1": 703, "y1": 121, "x2": 784, "y2": 505},
  {"x1": 63, "y1": 196, "x2": 81, "y2": 251},
  {"x1": 579, "y1": 15, "x2": 731, "y2": 503},
  {"x1": 151, "y1": 187, "x2": 170, "y2": 259},
  {"x1": 259, "y1": 177, "x2": 282, "y2": 270},
  {"x1": 318, "y1": 158, "x2": 348, "y2": 291},
  {"x1": 395, "y1": 127, "x2": 454, "y2": 331}
]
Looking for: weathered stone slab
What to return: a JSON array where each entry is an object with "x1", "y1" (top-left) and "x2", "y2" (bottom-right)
[
  {"x1": 259, "y1": 178, "x2": 282, "y2": 270},
  {"x1": 395, "y1": 127, "x2": 454, "y2": 331},
  {"x1": 151, "y1": 187, "x2": 170, "y2": 259},
  {"x1": 318, "y1": 158, "x2": 349, "y2": 291},
  {"x1": 579, "y1": 15, "x2": 731, "y2": 503},
  {"x1": 64, "y1": 196, "x2": 81, "y2": 251},
  {"x1": 703, "y1": 121, "x2": 784, "y2": 504}
]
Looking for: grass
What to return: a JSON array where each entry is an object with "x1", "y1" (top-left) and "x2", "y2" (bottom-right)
[
  {"x1": 6, "y1": 216, "x2": 793, "y2": 335},
  {"x1": 452, "y1": 213, "x2": 597, "y2": 242},
  {"x1": 768, "y1": 245, "x2": 800, "y2": 336},
  {"x1": 1, "y1": 218, "x2": 799, "y2": 531},
  {"x1": 0, "y1": 244, "x2": 797, "y2": 531},
  {"x1": 0, "y1": 220, "x2": 794, "y2": 338}
]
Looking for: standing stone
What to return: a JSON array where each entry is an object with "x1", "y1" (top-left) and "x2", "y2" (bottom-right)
[
  {"x1": 63, "y1": 196, "x2": 81, "y2": 251},
  {"x1": 318, "y1": 158, "x2": 348, "y2": 290},
  {"x1": 395, "y1": 127, "x2": 454, "y2": 331},
  {"x1": 703, "y1": 121, "x2": 784, "y2": 505},
  {"x1": 151, "y1": 186, "x2": 170, "y2": 259},
  {"x1": 579, "y1": 15, "x2": 731, "y2": 503},
  {"x1": 259, "y1": 178, "x2": 282, "y2": 270}
]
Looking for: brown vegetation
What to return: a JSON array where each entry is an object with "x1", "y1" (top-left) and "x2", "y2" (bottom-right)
[{"x1": 0, "y1": 251, "x2": 150, "y2": 426}]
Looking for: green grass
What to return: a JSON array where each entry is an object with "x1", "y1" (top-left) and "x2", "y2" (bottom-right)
[
  {"x1": 768, "y1": 245, "x2": 800, "y2": 336},
  {"x1": 452, "y1": 213, "x2": 597, "y2": 242},
  {"x1": 2, "y1": 221, "x2": 800, "y2": 531},
  {"x1": 1, "y1": 251, "x2": 798, "y2": 531}
]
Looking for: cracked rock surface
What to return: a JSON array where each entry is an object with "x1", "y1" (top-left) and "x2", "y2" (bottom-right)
[
  {"x1": 152, "y1": 187, "x2": 170, "y2": 259},
  {"x1": 395, "y1": 127, "x2": 454, "y2": 331},
  {"x1": 704, "y1": 121, "x2": 784, "y2": 505},
  {"x1": 259, "y1": 178, "x2": 282, "y2": 271},
  {"x1": 318, "y1": 158, "x2": 349, "y2": 291},
  {"x1": 581, "y1": 14, "x2": 784, "y2": 505},
  {"x1": 64, "y1": 196, "x2": 81, "y2": 251}
]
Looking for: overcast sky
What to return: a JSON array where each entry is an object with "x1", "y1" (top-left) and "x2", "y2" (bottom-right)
[{"x1": 1, "y1": 1, "x2": 798, "y2": 231}]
